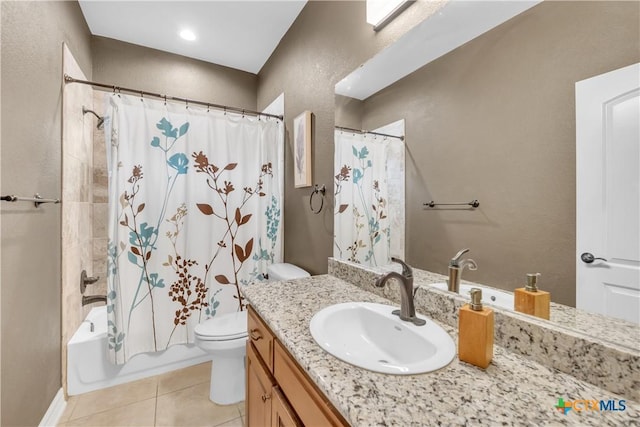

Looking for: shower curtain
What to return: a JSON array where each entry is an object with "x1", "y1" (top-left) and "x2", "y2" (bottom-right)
[
  {"x1": 333, "y1": 130, "x2": 403, "y2": 267},
  {"x1": 104, "y1": 93, "x2": 283, "y2": 364}
]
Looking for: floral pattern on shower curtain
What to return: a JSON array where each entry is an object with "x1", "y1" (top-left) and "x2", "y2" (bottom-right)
[
  {"x1": 104, "y1": 93, "x2": 283, "y2": 364},
  {"x1": 333, "y1": 130, "x2": 404, "y2": 266}
]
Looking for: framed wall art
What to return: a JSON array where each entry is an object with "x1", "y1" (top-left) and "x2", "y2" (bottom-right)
[{"x1": 293, "y1": 110, "x2": 312, "y2": 188}]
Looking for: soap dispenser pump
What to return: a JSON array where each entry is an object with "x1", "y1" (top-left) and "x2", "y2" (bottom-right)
[
  {"x1": 458, "y1": 288, "x2": 494, "y2": 369},
  {"x1": 514, "y1": 273, "x2": 550, "y2": 320}
]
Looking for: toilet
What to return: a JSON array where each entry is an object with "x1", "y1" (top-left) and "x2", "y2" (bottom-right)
[{"x1": 194, "y1": 263, "x2": 309, "y2": 405}]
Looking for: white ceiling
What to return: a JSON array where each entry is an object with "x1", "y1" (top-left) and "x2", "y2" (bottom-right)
[{"x1": 78, "y1": 1, "x2": 307, "y2": 74}]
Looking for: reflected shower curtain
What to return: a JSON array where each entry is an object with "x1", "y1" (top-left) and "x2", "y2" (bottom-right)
[
  {"x1": 104, "y1": 94, "x2": 283, "y2": 364},
  {"x1": 333, "y1": 130, "x2": 402, "y2": 266}
]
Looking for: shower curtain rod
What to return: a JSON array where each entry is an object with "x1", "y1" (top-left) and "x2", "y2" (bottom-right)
[
  {"x1": 335, "y1": 126, "x2": 404, "y2": 141},
  {"x1": 64, "y1": 74, "x2": 283, "y2": 121}
]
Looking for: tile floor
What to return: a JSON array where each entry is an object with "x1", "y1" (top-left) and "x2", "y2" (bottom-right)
[{"x1": 58, "y1": 362, "x2": 245, "y2": 427}]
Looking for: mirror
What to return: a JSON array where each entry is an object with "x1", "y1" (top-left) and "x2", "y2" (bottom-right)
[
  {"x1": 334, "y1": 1, "x2": 640, "y2": 349},
  {"x1": 333, "y1": 101, "x2": 405, "y2": 266}
]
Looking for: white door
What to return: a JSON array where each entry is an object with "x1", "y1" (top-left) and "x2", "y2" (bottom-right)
[{"x1": 576, "y1": 63, "x2": 640, "y2": 325}]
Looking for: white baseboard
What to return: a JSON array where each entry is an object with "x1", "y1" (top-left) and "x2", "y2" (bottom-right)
[{"x1": 39, "y1": 388, "x2": 66, "y2": 427}]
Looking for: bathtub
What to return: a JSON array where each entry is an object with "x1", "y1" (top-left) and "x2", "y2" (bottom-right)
[{"x1": 67, "y1": 306, "x2": 212, "y2": 395}]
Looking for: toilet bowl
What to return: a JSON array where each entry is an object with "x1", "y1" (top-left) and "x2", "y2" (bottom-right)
[
  {"x1": 194, "y1": 310, "x2": 248, "y2": 405},
  {"x1": 195, "y1": 263, "x2": 310, "y2": 405}
]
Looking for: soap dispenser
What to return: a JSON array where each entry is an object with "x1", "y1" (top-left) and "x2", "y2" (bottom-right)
[
  {"x1": 514, "y1": 273, "x2": 550, "y2": 320},
  {"x1": 458, "y1": 288, "x2": 494, "y2": 369}
]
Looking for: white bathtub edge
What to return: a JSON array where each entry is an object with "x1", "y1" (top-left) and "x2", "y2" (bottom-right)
[{"x1": 39, "y1": 388, "x2": 66, "y2": 427}]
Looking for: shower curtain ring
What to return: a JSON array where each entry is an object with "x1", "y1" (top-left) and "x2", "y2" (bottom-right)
[
  {"x1": 309, "y1": 184, "x2": 326, "y2": 214},
  {"x1": 163, "y1": 95, "x2": 167, "y2": 106}
]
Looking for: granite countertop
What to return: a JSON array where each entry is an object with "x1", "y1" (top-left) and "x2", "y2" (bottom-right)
[{"x1": 241, "y1": 275, "x2": 638, "y2": 426}]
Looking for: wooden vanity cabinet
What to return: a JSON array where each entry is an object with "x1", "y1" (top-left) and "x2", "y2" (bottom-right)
[{"x1": 246, "y1": 306, "x2": 348, "y2": 427}]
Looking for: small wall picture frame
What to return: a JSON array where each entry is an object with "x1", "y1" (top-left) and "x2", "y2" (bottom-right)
[{"x1": 293, "y1": 110, "x2": 312, "y2": 188}]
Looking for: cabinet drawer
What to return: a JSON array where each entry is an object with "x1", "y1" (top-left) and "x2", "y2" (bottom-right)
[
  {"x1": 273, "y1": 341, "x2": 347, "y2": 427},
  {"x1": 248, "y1": 305, "x2": 275, "y2": 371}
]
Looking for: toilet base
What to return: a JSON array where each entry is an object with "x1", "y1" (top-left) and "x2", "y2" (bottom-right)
[{"x1": 209, "y1": 355, "x2": 246, "y2": 405}]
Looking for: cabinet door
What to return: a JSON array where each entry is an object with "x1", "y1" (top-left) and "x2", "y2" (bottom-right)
[
  {"x1": 271, "y1": 386, "x2": 302, "y2": 427},
  {"x1": 273, "y1": 341, "x2": 347, "y2": 426},
  {"x1": 247, "y1": 341, "x2": 275, "y2": 427}
]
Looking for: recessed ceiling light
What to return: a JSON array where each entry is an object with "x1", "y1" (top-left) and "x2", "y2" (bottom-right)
[{"x1": 179, "y1": 29, "x2": 196, "y2": 41}]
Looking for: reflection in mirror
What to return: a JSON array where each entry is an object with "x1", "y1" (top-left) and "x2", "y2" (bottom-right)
[
  {"x1": 333, "y1": 1, "x2": 640, "y2": 348},
  {"x1": 333, "y1": 120, "x2": 405, "y2": 267}
]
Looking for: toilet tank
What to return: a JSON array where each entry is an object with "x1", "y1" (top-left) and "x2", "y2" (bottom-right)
[{"x1": 267, "y1": 263, "x2": 310, "y2": 282}]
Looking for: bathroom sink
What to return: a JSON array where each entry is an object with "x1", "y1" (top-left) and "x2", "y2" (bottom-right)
[
  {"x1": 309, "y1": 302, "x2": 455, "y2": 375},
  {"x1": 429, "y1": 283, "x2": 514, "y2": 310}
]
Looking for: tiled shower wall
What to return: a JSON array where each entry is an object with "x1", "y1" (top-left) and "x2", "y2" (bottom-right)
[
  {"x1": 91, "y1": 91, "x2": 108, "y2": 302},
  {"x1": 61, "y1": 45, "x2": 94, "y2": 396}
]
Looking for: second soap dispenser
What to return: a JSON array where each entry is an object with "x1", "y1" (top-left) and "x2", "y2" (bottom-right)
[
  {"x1": 514, "y1": 273, "x2": 550, "y2": 320},
  {"x1": 458, "y1": 288, "x2": 494, "y2": 369}
]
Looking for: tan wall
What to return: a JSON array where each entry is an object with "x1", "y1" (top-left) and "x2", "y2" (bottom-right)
[
  {"x1": 257, "y1": 0, "x2": 445, "y2": 274},
  {"x1": 91, "y1": 37, "x2": 258, "y2": 110},
  {"x1": 361, "y1": 1, "x2": 640, "y2": 306},
  {"x1": 0, "y1": 1, "x2": 92, "y2": 425}
]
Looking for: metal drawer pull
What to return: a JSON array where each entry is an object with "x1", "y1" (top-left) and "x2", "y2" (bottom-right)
[
  {"x1": 261, "y1": 393, "x2": 271, "y2": 402},
  {"x1": 250, "y1": 329, "x2": 263, "y2": 341}
]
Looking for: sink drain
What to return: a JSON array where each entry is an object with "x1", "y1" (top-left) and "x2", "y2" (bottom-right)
[{"x1": 378, "y1": 359, "x2": 389, "y2": 364}]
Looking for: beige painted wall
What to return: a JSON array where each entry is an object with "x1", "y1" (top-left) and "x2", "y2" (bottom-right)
[
  {"x1": 92, "y1": 37, "x2": 258, "y2": 110},
  {"x1": 0, "y1": 1, "x2": 92, "y2": 425},
  {"x1": 257, "y1": 0, "x2": 445, "y2": 274},
  {"x1": 361, "y1": 1, "x2": 640, "y2": 306}
]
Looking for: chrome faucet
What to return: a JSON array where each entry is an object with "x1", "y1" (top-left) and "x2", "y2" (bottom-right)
[
  {"x1": 447, "y1": 248, "x2": 478, "y2": 293},
  {"x1": 375, "y1": 257, "x2": 426, "y2": 326}
]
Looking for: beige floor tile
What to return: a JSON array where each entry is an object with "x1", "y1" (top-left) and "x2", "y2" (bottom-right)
[
  {"x1": 58, "y1": 396, "x2": 78, "y2": 424},
  {"x1": 157, "y1": 362, "x2": 211, "y2": 396},
  {"x1": 214, "y1": 416, "x2": 244, "y2": 427},
  {"x1": 69, "y1": 376, "x2": 158, "y2": 420},
  {"x1": 64, "y1": 398, "x2": 156, "y2": 426},
  {"x1": 155, "y1": 382, "x2": 241, "y2": 427},
  {"x1": 236, "y1": 401, "x2": 245, "y2": 416}
]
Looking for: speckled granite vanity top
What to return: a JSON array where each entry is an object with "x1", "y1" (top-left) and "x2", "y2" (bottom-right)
[{"x1": 241, "y1": 276, "x2": 638, "y2": 426}]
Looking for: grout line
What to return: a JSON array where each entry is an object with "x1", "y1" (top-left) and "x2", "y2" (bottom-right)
[
  {"x1": 154, "y1": 376, "x2": 159, "y2": 426},
  {"x1": 156, "y1": 379, "x2": 209, "y2": 397}
]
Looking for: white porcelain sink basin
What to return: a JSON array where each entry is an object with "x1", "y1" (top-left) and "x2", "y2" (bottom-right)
[
  {"x1": 309, "y1": 302, "x2": 455, "y2": 375},
  {"x1": 429, "y1": 282, "x2": 514, "y2": 310}
]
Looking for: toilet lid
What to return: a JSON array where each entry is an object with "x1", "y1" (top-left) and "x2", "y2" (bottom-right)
[{"x1": 194, "y1": 310, "x2": 248, "y2": 341}]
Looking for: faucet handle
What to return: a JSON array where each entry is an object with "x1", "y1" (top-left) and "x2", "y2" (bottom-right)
[
  {"x1": 390, "y1": 257, "x2": 413, "y2": 278},
  {"x1": 459, "y1": 258, "x2": 478, "y2": 271},
  {"x1": 450, "y1": 248, "x2": 470, "y2": 267}
]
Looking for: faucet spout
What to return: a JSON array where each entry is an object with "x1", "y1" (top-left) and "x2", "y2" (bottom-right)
[
  {"x1": 447, "y1": 249, "x2": 478, "y2": 293},
  {"x1": 375, "y1": 259, "x2": 426, "y2": 326}
]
